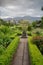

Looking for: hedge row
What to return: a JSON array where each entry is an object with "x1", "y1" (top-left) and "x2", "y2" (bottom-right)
[
  {"x1": 0, "y1": 36, "x2": 20, "y2": 65},
  {"x1": 28, "y1": 37, "x2": 43, "y2": 65},
  {"x1": 9, "y1": 33, "x2": 17, "y2": 38}
]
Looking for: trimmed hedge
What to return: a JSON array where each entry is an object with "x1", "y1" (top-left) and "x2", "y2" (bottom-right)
[
  {"x1": 0, "y1": 36, "x2": 20, "y2": 65},
  {"x1": 9, "y1": 33, "x2": 17, "y2": 38},
  {"x1": 28, "y1": 37, "x2": 43, "y2": 65}
]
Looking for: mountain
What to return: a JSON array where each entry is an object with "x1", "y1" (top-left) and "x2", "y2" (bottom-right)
[
  {"x1": 3, "y1": 18, "x2": 12, "y2": 21},
  {"x1": 3, "y1": 16, "x2": 41, "y2": 21},
  {"x1": 14, "y1": 16, "x2": 41, "y2": 21}
]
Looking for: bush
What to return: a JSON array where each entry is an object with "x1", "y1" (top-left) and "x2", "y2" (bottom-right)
[
  {"x1": 28, "y1": 37, "x2": 43, "y2": 65},
  {"x1": 27, "y1": 32, "x2": 32, "y2": 36},
  {"x1": 35, "y1": 31, "x2": 40, "y2": 35},
  {"x1": 32, "y1": 36, "x2": 43, "y2": 46},
  {"x1": 0, "y1": 45, "x2": 5, "y2": 55},
  {"x1": 0, "y1": 36, "x2": 20, "y2": 65},
  {"x1": 32, "y1": 36, "x2": 43, "y2": 54},
  {"x1": 40, "y1": 45, "x2": 43, "y2": 54},
  {"x1": 0, "y1": 39, "x2": 3, "y2": 45},
  {"x1": 0, "y1": 25, "x2": 18, "y2": 48},
  {"x1": 17, "y1": 32, "x2": 22, "y2": 36},
  {"x1": 0, "y1": 35, "x2": 13, "y2": 48},
  {"x1": 16, "y1": 30, "x2": 22, "y2": 36},
  {"x1": 28, "y1": 25, "x2": 32, "y2": 31},
  {"x1": 3, "y1": 36, "x2": 13, "y2": 48},
  {"x1": 0, "y1": 26, "x2": 10, "y2": 34}
]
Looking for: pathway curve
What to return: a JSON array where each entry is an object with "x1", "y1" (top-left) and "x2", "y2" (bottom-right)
[{"x1": 11, "y1": 38, "x2": 31, "y2": 65}]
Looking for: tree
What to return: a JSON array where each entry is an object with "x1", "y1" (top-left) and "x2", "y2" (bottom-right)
[
  {"x1": 41, "y1": 17, "x2": 43, "y2": 28},
  {"x1": 28, "y1": 25, "x2": 32, "y2": 31},
  {"x1": 18, "y1": 20, "x2": 29, "y2": 31},
  {"x1": 41, "y1": 6, "x2": 43, "y2": 11},
  {"x1": 32, "y1": 21, "x2": 37, "y2": 28}
]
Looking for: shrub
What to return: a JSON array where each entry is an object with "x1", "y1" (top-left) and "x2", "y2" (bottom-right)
[
  {"x1": 17, "y1": 32, "x2": 22, "y2": 36},
  {"x1": 32, "y1": 36, "x2": 43, "y2": 54},
  {"x1": 0, "y1": 26, "x2": 10, "y2": 34},
  {"x1": 0, "y1": 36, "x2": 20, "y2": 65},
  {"x1": 32, "y1": 36, "x2": 43, "y2": 46},
  {"x1": 35, "y1": 31, "x2": 40, "y2": 35},
  {"x1": 0, "y1": 39, "x2": 3, "y2": 45},
  {"x1": 28, "y1": 37, "x2": 43, "y2": 65},
  {"x1": 40, "y1": 45, "x2": 43, "y2": 54},
  {"x1": 28, "y1": 25, "x2": 32, "y2": 31},
  {"x1": 3, "y1": 36, "x2": 12, "y2": 48},
  {"x1": 0, "y1": 35, "x2": 13, "y2": 48},
  {"x1": 27, "y1": 32, "x2": 32, "y2": 36},
  {"x1": 0, "y1": 45, "x2": 5, "y2": 55}
]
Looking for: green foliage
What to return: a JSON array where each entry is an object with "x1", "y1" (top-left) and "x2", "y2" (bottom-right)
[
  {"x1": 32, "y1": 36, "x2": 43, "y2": 54},
  {"x1": 40, "y1": 17, "x2": 43, "y2": 28},
  {"x1": 0, "y1": 34, "x2": 13, "y2": 48},
  {"x1": 0, "y1": 31, "x2": 4, "y2": 45},
  {"x1": 32, "y1": 21, "x2": 37, "y2": 28},
  {"x1": 15, "y1": 29, "x2": 22, "y2": 36},
  {"x1": 0, "y1": 19, "x2": 4, "y2": 25},
  {"x1": 0, "y1": 26, "x2": 10, "y2": 34},
  {"x1": 3, "y1": 36, "x2": 13, "y2": 48},
  {"x1": 35, "y1": 31, "x2": 40, "y2": 35},
  {"x1": 0, "y1": 25, "x2": 17, "y2": 47},
  {"x1": 0, "y1": 19, "x2": 16, "y2": 26},
  {"x1": 40, "y1": 45, "x2": 43, "y2": 54},
  {"x1": 0, "y1": 37, "x2": 20, "y2": 65},
  {"x1": 27, "y1": 32, "x2": 32, "y2": 36},
  {"x1": 28, "y1": 25, "x2": 32, "y2": 31},
  {"x1": 0, "y1": 31, "x2": 4, "y2": 38},
  {"x1": 18, "y1": 20, "x2": 29, "y2": 31},
  {"x1": 32, "y1": 36, "x2": 43, "y2": 45},
  {"x1": 32, "y1": 17, "x2": 43, "y2": 29},
  {"x1": 41, "y1": 7, "x2": 43, "y2": 10},
  {"x1": 17, "y1": 26, "x2": 22, "y2": 30},
  {"x1": 0, "y1": 45, "x2": 5, "y2": 55},
  {"x1": 28, "y1": 37, "x2": 43, "y2": 65}
]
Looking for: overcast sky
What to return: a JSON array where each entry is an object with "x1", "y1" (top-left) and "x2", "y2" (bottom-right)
[{"x1": 0, "y1": 0, "x2": 43, "y2": 18}]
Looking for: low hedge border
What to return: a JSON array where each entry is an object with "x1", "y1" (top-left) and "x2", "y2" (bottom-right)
[
  {"x1": 9, "y1": 33, "x2": 17, "y2": 38},
  {"x1": 28, "y1": 37, "x2": 43, "y2": 65},
  {"x1": 0, "y1": 36, "x2": 20, "y2": 65}
]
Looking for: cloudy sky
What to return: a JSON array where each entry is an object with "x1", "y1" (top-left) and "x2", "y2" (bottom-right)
[{"x1": 0, "y1": 0, "x2": 43, "y2": 18}]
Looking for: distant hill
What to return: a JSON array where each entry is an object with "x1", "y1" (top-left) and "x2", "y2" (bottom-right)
[{"x1": 3, "y1": 16, "x2": 41, "y2": 21}]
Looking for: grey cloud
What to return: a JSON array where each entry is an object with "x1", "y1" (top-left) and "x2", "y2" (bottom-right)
[
  {"x1": 0, "y1": 0, "x2": 43, "y2": 8},
  {"x1": 0, "y1": 0, "x2": 43, "y2": 18}
]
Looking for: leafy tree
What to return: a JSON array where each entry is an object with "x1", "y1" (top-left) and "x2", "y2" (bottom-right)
[
  {"x1": 28, "y1": 25, "x2": 32, "y2": 31},
  {"x1": 41, "y1": 6, "x2": 43, "y2": 11},
  {"x1": 40, "y1": 17, "x2": 43, "y2": 28},
  {"x1": 19, "y1": 20, "x2": 29, "y2": 31},
  {"x1": 32, "y1": 21, "x2": 37, "y2": 28}
]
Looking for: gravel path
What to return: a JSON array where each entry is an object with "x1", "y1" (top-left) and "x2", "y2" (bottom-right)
[{"x1": 11, "y1": 38, "x2": 31, "y2": 65}]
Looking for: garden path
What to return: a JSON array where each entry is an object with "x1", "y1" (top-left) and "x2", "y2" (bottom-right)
[{"x1": 11, "y1": 38, "x2": 31, "y2": 65}]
